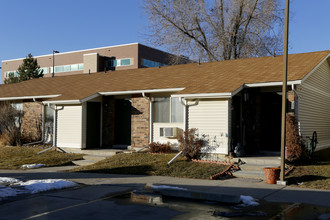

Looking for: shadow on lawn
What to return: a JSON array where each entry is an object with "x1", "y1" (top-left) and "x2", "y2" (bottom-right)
[
  {"x1": 79, "y1": 165, "x2": 154, "y2": 175},
  {"x1": 286, "y1": 175, "x2": 328, "y2": 185}
]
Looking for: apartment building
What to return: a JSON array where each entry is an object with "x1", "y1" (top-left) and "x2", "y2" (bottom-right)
[{"x1": 1, "y1": 43, "x2": 187, "y2": 83}]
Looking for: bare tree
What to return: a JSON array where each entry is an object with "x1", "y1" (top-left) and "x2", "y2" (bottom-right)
[
  {"x1": 143, "y1": 0, "x2": 283, "y2": 61},
  {"x1": 0, "y1": 102, "x2": 24, "y2": 146}
]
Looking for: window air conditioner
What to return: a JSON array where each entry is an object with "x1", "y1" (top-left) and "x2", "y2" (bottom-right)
[{"x1": 160, "y1": 127, "x2": 177, "y2": 138}]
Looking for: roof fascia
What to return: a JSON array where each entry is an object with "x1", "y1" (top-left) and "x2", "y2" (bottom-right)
[
  {"x1": 0, "y1": 94, "x2": 61, "y2": 101},
  {"x1": 301, "y1": 53, "x2": 330, "y2": 83},
  {"x1": 99, "y1": 88, "x2": 185, "y2": 96},
  {"x1": 80, "y1": 93, "x2": 101, "y2": 103},
  {"x1": 43, "y1": 100, "x2": 81, "y2": 105},
  {"x1": 244, "y1": 80, "x2": 301, "y2": 88},
  {"x1": 171, "y1": 93, "x2": 232, "y2": 99}
]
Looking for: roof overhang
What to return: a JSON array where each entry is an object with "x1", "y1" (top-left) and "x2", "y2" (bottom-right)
[
  {"x1": 99, "y1": 88, "x2": 185, "y2": 96},
  {"x1": 42, "y1": 94, "x2": 100, "y2": 105},
  {"x1": 0, "y1": 94, "x2": 61, "y2": 101},
  {"x1": 172, "y1": 92, "x2": 233, "y2": 99},
  {"x1": 171, "y1": 85, "x2": 244, "y2": 99},
  {"x1": 244, "y1": 80, "x2": 301, "y2": 88}
]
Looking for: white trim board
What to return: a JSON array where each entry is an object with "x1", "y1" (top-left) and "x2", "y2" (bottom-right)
[
  {"x1": 0, "y1": 94, "x2": 61, "y2": 101},
  {"x1": 99, "y1": 88, "x2": 185, "y2": 96}
]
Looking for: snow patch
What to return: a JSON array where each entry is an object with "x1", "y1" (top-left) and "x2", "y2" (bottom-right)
[
  {"x1": 20, "y1": 179, "x2": 77, "y2": 194},
  {"x1": 0, "y1": 177, "x2": 77, "y2": 200},
  {"x1": 0, "y1": 186, "x2": 23, "y2": 199},
  {"x1": 239, "y1": 195, "x2": 259, "y2": 206},
  {"x1": 152, "y1": 185, "x2": 187, "y2": 190},
  {"x1": 0, "y1": 177, "x2": 21, "y2": 184},
  {"x1": 21, "y1": 164, "x2": 45, "y2": 169}
]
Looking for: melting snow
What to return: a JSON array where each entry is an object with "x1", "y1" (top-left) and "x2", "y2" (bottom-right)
[
  {"x1": 239, "y1": 195, "x2": 259, "y2": 206},
  {"x1": 20, "y1": 179, "x2": 77, "y2": 194},
  {"x1": 0, "y1": 177, "x2": 21, "y2": 184},
  {"x1": 0, "y1": 177, "x2": 77, "y2": 200},
  {"x1": 151, "y1": 185, "x2": 187, "y2": 190},
  {"x1": 21, "y1": 164, "x2": 45, "y2": 169}
]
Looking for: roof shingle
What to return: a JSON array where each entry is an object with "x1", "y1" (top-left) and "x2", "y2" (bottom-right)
[{"x1": 0, "y1": 50, "x2": 329, "y2": 102}]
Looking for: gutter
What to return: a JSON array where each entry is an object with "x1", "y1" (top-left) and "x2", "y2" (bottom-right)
[
  {"x1": 244, "y1": 80, "x2": 301, "y2": 88},
  {"x1": 99, "y1": 88, "x2": 185, "y2": 96},
  {"x1": 0, "y1": 94, "x2": 61, "y2": 101}
]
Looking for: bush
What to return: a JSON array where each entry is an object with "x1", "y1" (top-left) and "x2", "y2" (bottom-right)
[
  {"x1": 177, "y1": 128, "x2": 204, "y2": 161},
  {"x1": 149, "y1": 142, "x2": 173, "y2": 154},
  {"x1": 286, "y1": 114, "x2": 308, "y2": 163},
  {"x1": 0, "y1": 102, "x2": 24, "y2": 146}
]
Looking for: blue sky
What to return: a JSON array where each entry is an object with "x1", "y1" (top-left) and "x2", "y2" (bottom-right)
[{"x1": 0, "y1": 0, "x2": 329, "y2": 83}]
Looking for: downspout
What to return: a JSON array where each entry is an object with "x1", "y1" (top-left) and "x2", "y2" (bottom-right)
[
  {"x1": 180, "y1": 97, "x2": 199, "y2": 131},
  {"x1": 50, "y1": 104, "x2": 64, "y2": 148},
  {"x1": 22, "y1": 98, "x2": 45, "y2": 146}
]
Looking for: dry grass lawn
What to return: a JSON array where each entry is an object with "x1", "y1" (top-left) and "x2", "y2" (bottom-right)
[
  {"x1": 0, "y1": 145, "x2": 83, "y2": 169},
  {"x1": 286, "y1": 148, "x2": 330, "y2": 190},
  {"x1": 71, "y1": 153, "x2": 229, "y2": 179}
]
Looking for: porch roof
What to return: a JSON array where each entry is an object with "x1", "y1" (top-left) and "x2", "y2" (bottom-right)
[{"x1": 0, "y1": 50, "x2": 329, "y2": 103}]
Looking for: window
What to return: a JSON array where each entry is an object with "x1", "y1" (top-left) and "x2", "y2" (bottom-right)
[
  {"x1": 120, "y1": 58, "x2": 131, "y2": 66},
  {"x1": 50, "y1": 63, "x2": 84, "y2": 73},
  {"x1": 78, "y1": 63, "x2": 84, "y2": 70},
  {"x1": 142, "y1": 59, "x2": 167, "y2": 68},
  {"x1": 6, "y1": 71, "x2": 19, "y2": 78},
  {"x1": 71, "y1": 64, "x2": 79, "y2": 71},
  {"x1": 153, "y1": 97, "x2": 170, "y2": 122},
  {"x1": 171, "y1": 98, "x2": 184, "y2": 122},
  {"x1": 63, "y1": 65, "x2": 71, "y2": 72},
  {"x1": 106, "y1": 58, "x2": 132, "y2": 67},
  {"x1": 55, "y1": 66, "x2": 64, "y2": 73},
  {"x1": 40, "y1": 67, "x2": 48, "y2": 74},
  {"x1": 153, "y1": 97, "x2": 184, "y2": 123}
]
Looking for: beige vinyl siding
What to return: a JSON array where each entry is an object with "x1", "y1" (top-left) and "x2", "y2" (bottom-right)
[
  {"x1": 152, "y1": 123, "x2": 184, "y2": 145},
  {"x1": 57, "y1": 105, "x2": 83, "y2": 148},
  {"x1": 188, "y1": 99, "x2": 230, "y2": 154},
  {"x1": 297, "y1": 59, "x2": 330, "y2": 150}
]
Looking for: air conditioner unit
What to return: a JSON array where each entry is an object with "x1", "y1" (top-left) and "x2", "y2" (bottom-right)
[{"x1": 160, "y1": 127, "x2": 177, "y2": 138}]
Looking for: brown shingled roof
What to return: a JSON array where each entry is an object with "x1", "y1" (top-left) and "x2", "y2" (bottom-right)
[{"x1": 0, "y1": 50, "x2": 329, "y2": 102}]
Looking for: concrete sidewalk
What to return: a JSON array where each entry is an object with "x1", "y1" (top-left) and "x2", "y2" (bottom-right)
[{"x1": 1, "y1": 166, "x2": 329, "y2": 208}]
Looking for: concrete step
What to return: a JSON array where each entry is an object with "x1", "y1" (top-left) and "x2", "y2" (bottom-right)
[
  {"x1": 233, "y1": 170, "x2": 265, "y2": 180},
  {"x1": 239, "y1": 164, "x2": 278, "y2": 172},
  {"x1": 62, "y1": 148, "x2": 126, "y2": 157},
  {"x1": 72, "y1": 160, "x2": 98, "y2": 166},
  {"x1": 83, "y1": 155, "x2": 108, "y2": 161},
  {"x1": 233, "y1": 156, "x2": 281, "y2": 166}
]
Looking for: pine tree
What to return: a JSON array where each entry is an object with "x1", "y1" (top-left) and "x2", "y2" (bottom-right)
[{"x1": 5, "y1": 53, "x2": 43, "y2": 84}]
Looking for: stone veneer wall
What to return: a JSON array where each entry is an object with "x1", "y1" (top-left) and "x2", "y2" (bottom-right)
[
  {"x1": 131, "y1": 95, "x2": 150, "y2": 147},
  {"x1": 102, "y1": 96, "x2": 115, "y2": 147},
  {"x1": 22, "y1": 102, "x2": 43, "y2": 142}
]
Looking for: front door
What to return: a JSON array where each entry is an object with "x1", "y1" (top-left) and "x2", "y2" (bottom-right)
[
  {"x1": 114, "y1": 99, "x2": 131, "y2": 145},
  {"x1": 260, "y1": 92, "x2": 282, "y2": 151},
  {"x1": 86, "y1": 102, "x2": 101, "y2": 148}
]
